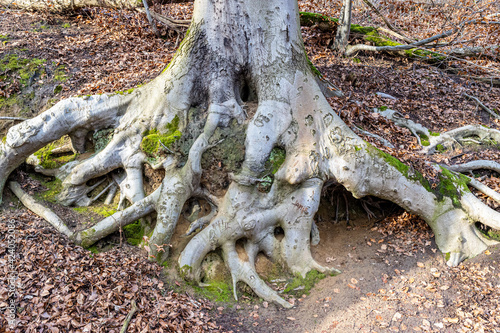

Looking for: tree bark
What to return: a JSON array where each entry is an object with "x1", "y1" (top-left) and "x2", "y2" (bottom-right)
[
  {"x1": 333, "y1": 0, "x2": 352, "y2": 53},
  {"x1": 1, "y1": 0, "x2": 499, "y2": 308}
]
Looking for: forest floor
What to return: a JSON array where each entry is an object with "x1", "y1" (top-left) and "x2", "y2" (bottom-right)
[{"x1": 1, "y1": 2, "x2": 500, "y2": 333}]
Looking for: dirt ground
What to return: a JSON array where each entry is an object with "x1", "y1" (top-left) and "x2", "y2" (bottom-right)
[
  {"x1": 1, "y1": 4, "x2": 500, "y2": 333},
  {"x1": 214, "y1": 217, "x2": 500, "y2": 333}
]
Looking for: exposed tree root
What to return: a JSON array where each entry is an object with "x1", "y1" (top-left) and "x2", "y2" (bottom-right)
[
  {"x1": 375, "y1": 107, "x2": 500, "y2": 154},
  {"x1": 1, "y1": 0, "x2": 499, "y2": 308},
  {"x1": 8, "y1": 181, "x2": 72, "y2": 237}
]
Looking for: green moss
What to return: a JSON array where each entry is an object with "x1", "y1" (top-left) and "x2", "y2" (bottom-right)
[
  {"x1": 123, "y1": 220, "x2": 144, "y2": 246},
  {"x1": 2, "y1": 136, "x2": 6, "y2": 144},
  {"x1": 487, "y1": 230, "x2": 500, "y2": 241},
  {"x1": 350, "y1": 24, "x2": 377, "y2": 35},
  {"x1": 430, "y1": 132, "x2": 440, "y2": 137},
  {"x1": 0, "y1": 54, "x2": 46, "y2": 86},
  {"x1": 62, "y1": 23, "x2": 71, "y2": 28},
  {"x1": 421, "y1": 140, "x2": 430, "y2": 146},
  {"x1": 53, "y1": 85, "x2": 63, "y2": 94},
  {"x1": 34, "y1": 142, "x2": 77, "y2": 169},
  {"x1": 34, "y1": 143, "x2": 57, "y2": 169},
  {"x1": 141, "y1": 115, "x2": 182, "y2": 156},
  {"x1": 0, "y1": 34, "x2": 9, "y2": 45},
  {"x1": 352, "y1": 29, "x2": 445, "y2": 61},
  {"x1": 299, "y1": 11, "x2": 337, "y2": 32},
  {"x1": 114, "y1": 88, "x2": 135, "y2": 95},
  {"x1": 438, "y1": 167, "x2": 471, "y2": 208},
  {"x1": 445, "y1": 252, "x2": 451, "y2": 261},
  {"x1": 436, "y1": 144, "x2": 446, "y2": 153},
  {"x1": 53, "y1": 65, "x2": 68, "y2": 82},
  {"x1": 283, "y1": 270, "x2": 329, "y2": 296},
  {"x1": 73, "y1": 205, "x2": 116, "y2": 217},
  {"x1": 193, "y1": 281, "x2": 234, "y2": 303},
  {"x1": 81, "y1": 228, "x2": 97, "y2": 239},
  {"x1": 87, "y1": 245, "x2": 100, "y2": 254},
  {"x1": 268, "y1": 147, "x2": 286, "y2": 174},
  {"x1": 366, "y1": 144, "x2": 433, "y2": 193},
  {"x1": 305, "y1": 51, "x2": 322, "y2": 77},
  {"x1": 34, "y1": 177, "x2": 63, "y2": 202},
  {"x1": 418, "y1": 133, "x2": 429, "y2": 141},
  {"x1": 367, "y1": 144, "x2": 471, "y2": 207},
  {"x1": 179, "y1": 265, "x2": 192, "y2": 279}
]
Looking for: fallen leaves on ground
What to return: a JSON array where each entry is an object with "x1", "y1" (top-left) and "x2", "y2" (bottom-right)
[{"x1": 0, "y1": 210, "x2": 219, "y2": 332}]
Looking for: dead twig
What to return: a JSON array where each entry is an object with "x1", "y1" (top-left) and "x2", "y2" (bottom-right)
[
  {"x1": 136, "y1": 8, "x2": 189, "y2": 33},
  {"x1": 346, "y1": 29, "x2": 456, "y2": 56},
  {"x1": 120, "y1": 300, "x2": 138, "y2": 333},
  {"x1": 463, "y1": 93, "x2": 500, "y2": 120},
  {"x1": 141, "y1": 0, "x2": 159, "y2": 37},
  {"x1": 361, "y1": 0, "x2": 414, "y2": 43},
  {"x1": 0, "y1": 116, "x2": 27, "y2": 121}
]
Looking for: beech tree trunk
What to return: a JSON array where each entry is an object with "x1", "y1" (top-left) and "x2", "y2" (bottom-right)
[
  {"x1": 333, "y1": 0, "x2": 352, "y2": 52},
  {"x1": 1, "y1": 0, "x2": 499, "y2": 308}
]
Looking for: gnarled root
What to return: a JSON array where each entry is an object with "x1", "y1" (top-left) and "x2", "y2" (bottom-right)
[{"x1": 179, "y1": 179, "x2": 339, "y2": 308}]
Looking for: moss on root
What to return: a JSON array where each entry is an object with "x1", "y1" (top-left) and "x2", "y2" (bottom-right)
[
  {"x1": 283, "y1": 270, "x2": 328, "y2": 296},
  {"x1": 367, "y1": 144, "x2": 433, "y2": 193},
  {"x1": 123, "y1": 220, "x2": 144, "y2": 246},
  {"x1": 141, "y1": 115, "x2": 182, "y2": 157},
  {"x1": 33, "y1": 139, "x2": 77, "y2": 169},
  {"x1": 367, "y1": 144, "x2": 470, "y2": 207},
  {"x1": 437, "y1": 167, "x2": 471, "y2": 208},
  {"x1": 34, "y1": 177, "x2": 63, "y2": 202},
  {"x1": 299, "y1": 11, "x2": 337, "y2": 32}
]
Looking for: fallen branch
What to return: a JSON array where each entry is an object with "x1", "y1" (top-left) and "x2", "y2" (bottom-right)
[
  {"x1": 463, "y1": 93, "x2": 500, "y2": 120},
  {"x1": 361, "y1": 0, "x2": 414, "y2": 43},
  {"x1": 460, "y1": 75, "x2": 500, "y2": 87},
  {"x1": 346, "y1": 29, "x2": 456, "y2": 56},
  {"x1": 0, "y1": 116, "x2": 27, "y2": 121},
  {"x1": 465, "y1": 176, "x2": 500, "y2": 205},
  {"x1": 120, "y1": 300, "x2": 138, "y2": 333},
  {"x1": 376, "y1": 27, "x2": 414, "y2": 44},
  {"x1": 8, "y1": 181, "x2": 72, "y2": 237},
  {"x1": 442, "y1": 45, "x2": 499, "y2": 59},
  {"x1": 141, "y1": 0, "x2": 159, "y2": 37},
  {"x1": 445, "y1": 160, "x2": 500, "y2": 175},
  {"x1": 136, "y1": 8, "x2": 189, "y2": 33},
  {"x1": 353, "y1": 126, "x2": 395, "y2": 148}
]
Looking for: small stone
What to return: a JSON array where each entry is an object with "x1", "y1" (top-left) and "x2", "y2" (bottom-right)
[
  {"x1": 262, "y1": 301, "x2": 268, "y2": 308},
  {"x1": 217, "y1": 306, "x2": 224, "y2": 311},
  {"x1": 434, "y1": 322, "x2": 444, "y2": 329},
  {"x1": 392, "y1": 312, "x2": 402, "y2": 321},
  {"x1": 254, "y1": 305, "x2": 259, "y2": 310}
]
